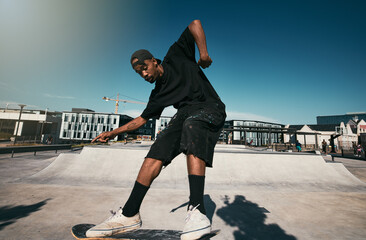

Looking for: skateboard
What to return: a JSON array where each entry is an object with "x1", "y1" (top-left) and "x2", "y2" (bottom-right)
[{"x1": 71, "y1": 224, "x2": 220, "y2": 240}]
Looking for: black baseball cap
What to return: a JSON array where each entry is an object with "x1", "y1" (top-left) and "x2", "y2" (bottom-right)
[{"x1": 130, "y1": 49, "x2": 161, "y2": 68}]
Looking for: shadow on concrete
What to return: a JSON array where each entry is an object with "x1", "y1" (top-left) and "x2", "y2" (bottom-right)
[
  {"x1": 170, "y1": 194, "x2": 216, "y2": 223},
  {"x1": 216, "y1": 195, "x2": 297, "y2": 240},
  {"x1": 0, "y1": 198, "x2": 51, "y2": 230}
]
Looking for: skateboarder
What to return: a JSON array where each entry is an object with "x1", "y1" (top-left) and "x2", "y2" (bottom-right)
[{"x1": 89, "y1": 20, "x2": 226, "y2": 240}]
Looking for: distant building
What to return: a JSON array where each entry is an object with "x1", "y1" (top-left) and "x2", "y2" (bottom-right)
[
  {"x1": 0, "y1": 108, "x2": 62, "y2": 143},
  {"x1": 345, "y1": 119, "x2": 366, "y2": 135},
  {"x1": 152, "y1": 118, "x2": 285, "y2": 146},
  {"x1": 317, "y1": 112, "x2": 366, "y2": 125},
  {"x1": 153, "y1": 116, "x2": 172, "y2": 139},
  {"x1": 136, "y1": 119, "x2": 155, "y2": 141},
  {"x1": 285, "y1": 119, "x2": 366, "y2": 150},
  {"x1": 284, "y1": 124, "x2": 338, "y2": 149},
  {"x1": 59, "y1": 109, "x2": 132, "y2": 142},
  {"x1": 225, "y1": 120, "x2": 284, "y2": 146}
]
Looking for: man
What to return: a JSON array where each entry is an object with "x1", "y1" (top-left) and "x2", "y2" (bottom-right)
[
  {"x1": 88, "y1": 20, "x2": 226, "y2": 240},
  {"x1": 322, "y1": 139, "x2": 327, "y2": 154},
  {"x1": 296, "y1": 140, "x2": 302, "y2": 152}
]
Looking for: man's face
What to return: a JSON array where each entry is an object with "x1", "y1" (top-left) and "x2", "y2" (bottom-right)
[{"x1": 132, "y1": 58, "x2": 160, "y2": 84}]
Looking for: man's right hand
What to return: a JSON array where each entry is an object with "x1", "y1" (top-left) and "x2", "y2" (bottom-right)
[
  {"x1": 198, "y1": 55, "x2": 212, "y2": 69},
  {"x1": 92, "y1": 131, "x2": 117, "y2": 143}
]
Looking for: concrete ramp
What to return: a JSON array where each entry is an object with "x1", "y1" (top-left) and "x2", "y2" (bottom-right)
[
  {"x1": 24, "y1": 145, "x2": 366, "y2": 191},
  {"x1": 209, "y1": 152, "x2": 366, "y2": 191}
]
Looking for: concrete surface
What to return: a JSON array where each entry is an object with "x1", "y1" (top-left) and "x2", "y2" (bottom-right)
[{"x1": 0, "y1": 143, "x2": 366, "y2": 240}]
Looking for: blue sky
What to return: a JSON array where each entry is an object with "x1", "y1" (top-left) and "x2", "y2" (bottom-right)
[{"x1": 0, "y1": 0, "x2": 365, "y2": 124}]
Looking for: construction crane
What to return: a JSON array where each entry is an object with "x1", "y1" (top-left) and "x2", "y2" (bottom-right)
[{"x1": 102, "y1": 93, "x2": 146, "y2": 114}]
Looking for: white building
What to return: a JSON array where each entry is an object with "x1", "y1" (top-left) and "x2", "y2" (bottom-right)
[
  {"x1": 284, "y1": 120, "x2": 366, "y2": 150},
  {"x1": 154, "y1": 116, "x2": 172, "y2": 139},
  {"x1": 284, "y1": 124, "x2": 334, "y2": 148},
  {"x1": 59, "y1": 109, "x2": 132, "y2": 142},
  {"x1": 0, "y1": 108, "x2": 62, "y2": 143},
  {"x1": 337, "y1": 119, "x2": 366, "y2": 149}
]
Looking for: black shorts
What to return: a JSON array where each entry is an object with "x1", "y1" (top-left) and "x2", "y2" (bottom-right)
[{"x1": 146, "y1": 103, "x2": 226, "y2": 167}]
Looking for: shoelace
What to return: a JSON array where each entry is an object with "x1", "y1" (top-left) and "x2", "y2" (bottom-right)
[
  {"x1": 107, "y1": 207, "x2": 121, "y2": 221},
  {"x1": 185, "y1": 204, "x2": 200, "y2": 222}
]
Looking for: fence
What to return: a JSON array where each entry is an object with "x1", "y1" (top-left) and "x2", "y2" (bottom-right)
[{"x1": 0, "y1": 144, "x2": 72, "y2": 158}]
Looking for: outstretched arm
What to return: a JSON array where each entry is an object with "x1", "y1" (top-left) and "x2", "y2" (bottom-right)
[
  {"x1": 188, "y1": 20, "x2": 212, "y2": 69},
  {"x1": 92, "y1": 116, "x2": 147, "y2": 143}
]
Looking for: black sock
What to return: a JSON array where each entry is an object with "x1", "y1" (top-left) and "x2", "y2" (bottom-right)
[
  {"x1": 188, "y1": 175, "x2": 206, "y2": 214},
  {"x1": 122, "y1": 181, "x2": 149, "y2": 217}
]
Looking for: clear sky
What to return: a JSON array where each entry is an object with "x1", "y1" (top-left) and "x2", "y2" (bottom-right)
[{"x1": 0, "y1": 0, "x2": 365, "y2": 124}]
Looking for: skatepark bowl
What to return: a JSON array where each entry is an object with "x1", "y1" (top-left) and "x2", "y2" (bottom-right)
[{"x1": 0, "y1": 142, "x2": 365, "y2": 239}]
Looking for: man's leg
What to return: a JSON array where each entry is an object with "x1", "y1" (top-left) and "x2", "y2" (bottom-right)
[
  {"x1": 187, "y1": 154, "x2": 206, "y2": 176},
  {"x1": 122, "y1": 158, "x2": 163, "y2": 217},
  {"x1": 181, "y1": 154, "x2": 211, "y2": 240},
  {"x1": 86, "y1": 158, "x2": 163, "y2": 237},
  {"x1": 187, "y1": 154, "x2": 206, "y2": 214},
  {"x1": 123, "y1": 110, "x2": 185, "y2": 217}
]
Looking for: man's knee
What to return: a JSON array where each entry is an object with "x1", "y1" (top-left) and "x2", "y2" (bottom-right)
[
  {"x1": 137, "y1": 158, "x2": 164, "y2": 186},
  {"x1": 141, "y1": 158, "x2": 163, "y2": 171}
]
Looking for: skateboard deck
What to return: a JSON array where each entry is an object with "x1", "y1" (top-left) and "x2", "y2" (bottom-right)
[{"x1": 71, "y1": 224, "x2": 220, "y2": 240}]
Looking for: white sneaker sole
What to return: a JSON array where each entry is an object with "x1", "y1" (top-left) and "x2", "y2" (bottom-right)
[
  {"x1": 86, "y1": 221, "x2": 142, "y2": 238},
  {"x1": 181, "y1": 225, "x2": 211, "y2": 240}
]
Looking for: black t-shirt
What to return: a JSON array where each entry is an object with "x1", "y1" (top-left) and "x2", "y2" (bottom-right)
[{"x1": 141, "y1": 27, "x2": 225, "y2": 120}]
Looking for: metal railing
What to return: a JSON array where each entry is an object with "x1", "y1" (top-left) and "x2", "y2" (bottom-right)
[{"x1": 0, "y1": 144, "x2": 72, "y2": 158}]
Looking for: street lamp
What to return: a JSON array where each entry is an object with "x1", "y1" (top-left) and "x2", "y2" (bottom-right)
[
  {"x1": 40, "y1": 108, "x2": 48, "y2": 143},
  {"x1": 13, "y1": 104, "x2": 26, "y2": 145}
]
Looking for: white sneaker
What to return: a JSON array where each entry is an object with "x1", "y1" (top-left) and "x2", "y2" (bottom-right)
[
  {"x1": 86, "y1": 208, "x2": 142, "y2": 237},
  {"x1": 181, "y1": 205, "x2": 211, "y2": 240}
]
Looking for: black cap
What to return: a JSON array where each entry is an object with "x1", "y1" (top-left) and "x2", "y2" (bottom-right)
[{"x1": 130, "y1": 49, "x2": 161, "y2": 68}]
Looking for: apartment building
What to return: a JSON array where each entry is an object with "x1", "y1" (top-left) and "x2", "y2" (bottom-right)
[{"x1": 59, "y1": 108, "x2": 132, "y2": 142}]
